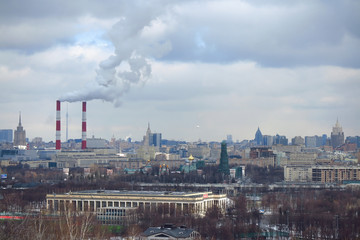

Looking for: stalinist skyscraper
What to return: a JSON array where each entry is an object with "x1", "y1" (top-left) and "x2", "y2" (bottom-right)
[
  {"x1": 143, "y1": 122, "x2": 152, "y2": 147},
  {"x1": 331, "y1": 119, "x2": 344, "y2": 149},
  {"x1": 14, "y1": 112, "x2": 26, "y2": 146}
]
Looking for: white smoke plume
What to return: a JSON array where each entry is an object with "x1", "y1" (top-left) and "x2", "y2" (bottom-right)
[{"x1": 60, "y1": 3, "x2": 172, "y2": 107}]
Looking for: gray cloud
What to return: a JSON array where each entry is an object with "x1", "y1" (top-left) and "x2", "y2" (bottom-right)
[
  {"x1": 1, "y1": 0, "x2": 359, "y2": 66},
  {"x1": 0, "y1": 0, "x2": 359, "y2": 141},
  {"x1": 158, "y1": 1, "x2": 360, "y2": 67}
]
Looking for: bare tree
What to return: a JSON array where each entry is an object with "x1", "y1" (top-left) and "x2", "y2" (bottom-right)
[{"x1": 58, "y1": 204, "x2": 94, "y2": 240}]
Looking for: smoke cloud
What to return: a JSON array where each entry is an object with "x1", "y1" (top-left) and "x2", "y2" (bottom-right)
[{"x1": 60, "y1": 3, "x2": 171, "y2": 107}]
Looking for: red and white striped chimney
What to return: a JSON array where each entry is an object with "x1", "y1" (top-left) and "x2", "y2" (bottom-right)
[
  {"x1": 56, "y1": 100, "x2": 61, "y2": 150},
  {"x1": 81, "y1": 101, "x2": 87, "y2": 149}
]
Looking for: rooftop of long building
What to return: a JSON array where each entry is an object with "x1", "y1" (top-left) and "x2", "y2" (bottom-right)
[{"x1": 50, "y1": 190, "x2": 218, "y2": 199}]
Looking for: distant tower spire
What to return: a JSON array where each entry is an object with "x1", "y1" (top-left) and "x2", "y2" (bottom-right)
[
  {"x1": 18, "y1": 111, "x2": 22, "y2": 126},
  {"x1": 255, "y1": 127, "x2": 263, "y2": 145},
  {"x1": 14, "y1": 111, "x2": 26, "y2": 146},
  {"x1": 144, "y1": 122, "x2": 152, "y2": 147},
  {"x1": 66, "y1": 103, "x2": 69, "y2": 142},
  {"x1": 335, "y1": 117, "x2": 340, "y2": 128}
]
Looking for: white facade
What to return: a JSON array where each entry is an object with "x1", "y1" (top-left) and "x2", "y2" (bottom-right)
[{"x1": 46, "y1": 190, "x2": 230, "y2": 223}]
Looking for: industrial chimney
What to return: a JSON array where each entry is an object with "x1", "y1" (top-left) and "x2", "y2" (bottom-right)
[
  {"x1": 81, "y1": 101, "x2": 87, "y2": 149},
  {"x1": 56, "y1": 100, "x2": 61, "y2": 150}
]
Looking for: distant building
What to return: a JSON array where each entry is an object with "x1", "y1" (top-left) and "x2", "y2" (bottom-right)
[
  {"x1": 143, "y1": 123, "x2": 162, "y2": 148},
  {"x1": 0, "y1": 129, "x2": 13, "y2": 143},
  {"x1": 272, "y1": 145, "x2": 302, "y2": 153},
  {"x1": 274, "y1": 134, "x2": 288, "y2": 145},
  {"x1": 305, "y1": 135, "x2": 325, "y2": 148},
  {"x1": 152, "y1": 133, "x2": 162, "y2": 148},
  {"x1": 263, "y1": 135, "x2": 273, "y2": 146},
  {"x1": 284, "y1": 166, "x2": 312, "y2": 182},
  {"x1": 13, "y1": 112, "x2": 26, "y2": 146},
  {"x1": 141, "y1": 224, "x2": 200, "y2": 240},
  {"x1": 291, "y1": 136, "x2": 304, "y2": 146},
  {"x1": 218, "y1": 141, "x2": 230, "y2": 175},
  {"x1": 250, "y1": 147, "x2": 275, "y2": 159},
  {"x1": 254, "y1": 127, "x2": 263, "y2": 145},
  {"x1": 305, "y1": 136, "x2": 317, "y2": 148},
  {"x1": 230, "y1": 166, "x2": 245, "y2": 179},
  {"x1": 286, "y1": 152, "x2": 318, "y2": 166},
  {"x1": 86, "y1": 137, "x2": 107, "y2": 149},
  {"x1": 180, "y1": 155, "x2": 197, "y2": 173},
  {"x1": 188, "y1": 143, "x2": 210, "y2": 159},
  {"x1": 53, "y1": 148, "x2": 131, "y2": 168},
  {"x1": 331, "y1": 119, "x2": 344, "y2": 149},
  {"x1": 46, "y1": 190, "x2": 230, "y2": 224},
  {"x1": 322, "y1": 134, "x2": 328, "y2": 146},
  {"x1": 143, "y1": 123, "x2": 152, "y2": 147},
  {"x1": 285, "y1": 165, "x2": 360, "y2": 183},
  {"x1": 226, "y1": 134, "x2": 233, "y2": 144},
  {"x1": 0, "y1": 149, "x2": 39, "y2": 161},
  {"x1": 229, "y1": 156, "x2": 275, "y2": 168},
  {"x1": 346, "y1": 136, "x2": 360, "y2": 148}
]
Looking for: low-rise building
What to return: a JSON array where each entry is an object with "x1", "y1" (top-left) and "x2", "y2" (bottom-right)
[
  {"x1": 140, "y1": 224, "x2": 200, "y2": 240},
  {"x1": 46, "y1": 190, "x2": 230, "y2": 224}
]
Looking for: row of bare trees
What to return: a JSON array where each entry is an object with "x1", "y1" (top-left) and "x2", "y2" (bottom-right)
[
  {"x1": 0, "y1": 211, "x2": 109, "y2": 240},
  {"x1": 262, "y1": 188, "x2": 360, "y2": 239},
  {"x1": 1, "y1": 189, "x2": 360, "y2": 239}
]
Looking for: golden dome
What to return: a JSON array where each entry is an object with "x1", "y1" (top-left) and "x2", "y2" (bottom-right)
[{"x1": 188, "y1": 154, "x2": 194, "y2": 161}]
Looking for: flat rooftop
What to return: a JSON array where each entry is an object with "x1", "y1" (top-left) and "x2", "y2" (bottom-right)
[{"x1": 64, "y1": 190, "x2": 212, "y2": 198}]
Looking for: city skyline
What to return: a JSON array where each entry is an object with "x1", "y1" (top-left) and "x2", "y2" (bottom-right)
[
  {"x1": 0, "y1": 1, "x2": 359, "y2": 142},
  {"x1": 0, "y1": 116, "x2": 356, "y2": 145}
]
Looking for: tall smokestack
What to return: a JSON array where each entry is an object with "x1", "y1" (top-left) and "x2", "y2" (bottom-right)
[
  {"x1": 82, "y1": 101, "x2": 87, "y2": 150},
  {"x1": 56, "y1": 100, "x2": 61, "y2": 150}
]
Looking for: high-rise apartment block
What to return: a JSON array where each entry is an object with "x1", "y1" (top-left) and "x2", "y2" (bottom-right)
[
  {"x1": 0, "y1": 129, "x2": 13, "y2": 143},
  {"x1": 346, "y1": 136, "x2": 360, "y2": 148},
  {"x1": 226, "y1": 134, "x2": 233, "y2": 144},
  {"x1": 152, "y1": 133, "x2": 162, "y2": 148},
  {"x1": 274, "y1": 134, "x2": 288, "y2": 145},
  {"x1": 263, "y1": 135, "x2": 273, "y2": 146}
]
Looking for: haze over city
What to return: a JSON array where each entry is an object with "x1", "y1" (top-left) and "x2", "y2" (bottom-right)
[{"x1": 0, "y1": 0, "x2": 359, "y2": 142}]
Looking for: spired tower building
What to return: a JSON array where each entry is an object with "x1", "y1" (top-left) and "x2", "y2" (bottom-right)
[
  {"x1": 143, "y1": 123, "x2": 152, "y2": 147},
  {"x1": 254, "y1": 127, "x2": 263, "y2": 145},
  {"x1": 218, "y1": 141, "x2": 230, "y2": 175},
  {"x1": 14, "y1": 112, "x2": 26, "y2": 146},
  {"x1": 331, "y1": 119, "x2": 344, "y2": 149}
]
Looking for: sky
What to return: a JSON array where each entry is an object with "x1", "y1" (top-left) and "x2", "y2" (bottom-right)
[{"x1": 0, "y1": 0, "x2": 359, "y2": 143}]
